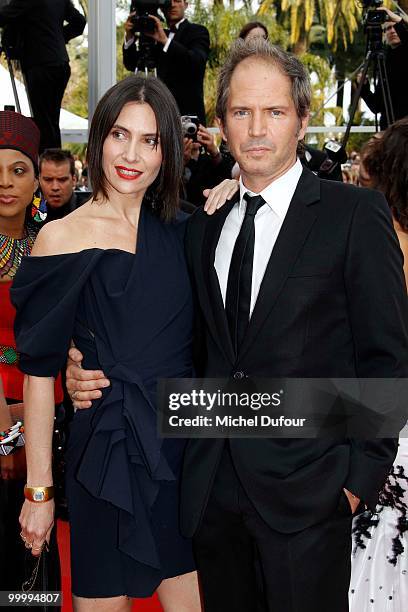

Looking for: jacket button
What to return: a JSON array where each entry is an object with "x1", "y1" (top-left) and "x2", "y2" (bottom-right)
[{"x1": 233, "y1": 371, "x2": 245, "y2": 379}]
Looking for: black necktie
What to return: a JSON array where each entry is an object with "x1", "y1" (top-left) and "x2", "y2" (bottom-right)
[{"x1": 225, "y1": 193, "x2": 266, "y2": 353}]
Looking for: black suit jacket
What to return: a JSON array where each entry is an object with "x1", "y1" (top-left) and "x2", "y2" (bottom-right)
[
  {"x1": 0, "y1": 0, "x2": 86, "y2": 70},
  {"x1": 181, "y1": 168, "x2": 408, "y2": 536},
  {"x1": 123, "y1": 20, "x2": 210, "y2": 124}
]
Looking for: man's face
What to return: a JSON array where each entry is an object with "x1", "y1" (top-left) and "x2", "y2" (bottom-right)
[
  {"x1": 384, "y1": 21, "x2": 401, "y2": 47},
  {"x1": 39, "y1": 160, "x2": 76, "y2": 209},
  {"x1": 219, "y1": 58, "x2": 308, "y2": 192},
  {"x1": 164, "y1": 0, "x2": 187, "y2": 24}
]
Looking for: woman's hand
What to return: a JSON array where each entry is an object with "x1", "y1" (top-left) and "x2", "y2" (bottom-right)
[
  {"x1": 19, "y1": 498, "x2": 55, "y2": 557},
  {"x1": 203, "y1": 179, "x2": 239, "y2": 215}
]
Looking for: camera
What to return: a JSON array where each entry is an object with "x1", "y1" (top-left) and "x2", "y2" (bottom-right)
[
  {"x1": 362, "y1": 2, "x2": 387, "y2": 51},
  {"x1": 130, "y1": 0, "x2": 170, "y2": 34},
  {"x1": 181, "y1": 115, "x2": 200, "y2": 142},
  {"x1": 364, "y1": 9, "x2": 387, "y2": 25}
]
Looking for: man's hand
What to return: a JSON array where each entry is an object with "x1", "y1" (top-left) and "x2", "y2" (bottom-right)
[
  {"x1": 197, "y1": 125, "x2": 220, "y2": 159},
  {"x1": 124, "y1": 12, "x2": 137, "y2": 43},
  {"x1": 377, "y1": 6, "x2": 402, "y2": 24},
  {"x1": 66, "y1": 347, "x2": 110, "y2": 410},
  {"x1": 343, "y1": 487, "x2": 361, "y2": 514},
  {"x1": 183, "y1": 137, "x2": 194, "y2": 165},
  {"x1": 355, "y1": 71, "x2": 368, "y2": 86},
  {"x1": 145, "y1": 15, "x2": 168, "y2": 46},
  {"x1": 183, "y1": 138, "x2": 200, "y2": 165}
]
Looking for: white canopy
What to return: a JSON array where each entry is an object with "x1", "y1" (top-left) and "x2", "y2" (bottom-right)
[{"x1": 0, "y1": 64, "x2": 88, "y2": 141}]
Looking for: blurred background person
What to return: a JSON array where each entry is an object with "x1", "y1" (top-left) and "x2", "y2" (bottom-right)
[
  {"x1": 238, "y1": 21, "x2": 269, "y2": 41},
  {"x1": 0, "y1": 110, "x2": 62, "y2": 593},
  {"x1": 183, "y1": 124, "x2": 235, "y2": 207},
  {"x1": 350, "y1": 116, "x2": 408, "y2": 612},
  {"x1": 39, "y1": 149, "x2": 90, "y2": 221},
  {"x1": 123, "y1": 0, "x2": 209, "y2": 124},
  {"x1": 0, "y1": 0, "x2": 86, "y2": 152}
]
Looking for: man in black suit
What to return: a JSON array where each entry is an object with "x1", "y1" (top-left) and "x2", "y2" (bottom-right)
[
  {"x1": 123, "y1": 0, "x2": 209, "y2": 124},
  {"x1": 178, "y1": 39, "x2": 408, "y2": 612},
  {"x1": 65, "y1": 40, "x2": 408, "y2": 612},
  {"x1": 39, "y1": 149, "x2": 90, "y2": 221},
  {"x1": 0, "y1": 0, "x2": 86, "y2": 152}
]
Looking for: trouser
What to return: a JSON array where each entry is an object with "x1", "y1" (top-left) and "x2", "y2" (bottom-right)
[
  {"x1": 193, "y1": 445, "x2": 352, "y2": 612},
  {"x1": 24, "y1": 62, "x2": 71, "y2": 153}
]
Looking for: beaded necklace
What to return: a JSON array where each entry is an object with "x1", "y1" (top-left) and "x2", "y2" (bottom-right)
[{"x1": 0, "y1": 224, "x2": 37, "y2": 279}]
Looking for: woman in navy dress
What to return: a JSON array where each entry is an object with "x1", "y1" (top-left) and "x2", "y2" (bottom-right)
[{"x1": 12, "y1": 76, "x2": 201, "y2": 611}]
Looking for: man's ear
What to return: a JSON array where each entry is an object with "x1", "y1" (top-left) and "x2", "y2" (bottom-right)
[
  {"x1": 297, "y1": 112, "x2": 309, "y2": 141},
  {"x1": 72, "y1": 173, "x2": 78, "y2": 189},
  {"x1": 217, "y1": 117, "x2": 227, "y2": 142}
]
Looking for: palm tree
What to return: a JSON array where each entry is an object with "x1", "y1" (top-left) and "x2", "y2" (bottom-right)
[{"x1": 258, "y1": 0, "x2": 361, "y2": 54}]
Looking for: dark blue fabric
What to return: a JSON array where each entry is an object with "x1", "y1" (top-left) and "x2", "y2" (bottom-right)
[{"x1": 12, "y1": 205, "x2": 195, "y2": 597}]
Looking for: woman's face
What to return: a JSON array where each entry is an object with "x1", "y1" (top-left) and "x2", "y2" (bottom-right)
[
  {"x1": 245, "y1": 27, "x2": 267, "y2": 41},
  {"x1": 102, "y1": 102, "x2": 162, "y2": 200},
  {"x1": 0, "y1": 149, "x2": 38, "y2": 220}
]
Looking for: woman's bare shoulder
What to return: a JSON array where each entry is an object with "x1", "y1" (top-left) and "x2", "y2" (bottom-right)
[{"x1": 31, "y1": 206, "x2": 95, "y2": 257}]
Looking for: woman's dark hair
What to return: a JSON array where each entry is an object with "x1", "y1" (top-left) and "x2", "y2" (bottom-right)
[
  {"x1": 87, "y1": 75, "x2": 183, "y2": 222},
  {"x1": 238, "y1": 21, "x2": 268, "y2": 41},
  {"x1": 363, "y1": 118, "x2": 408, "y2": 231}
]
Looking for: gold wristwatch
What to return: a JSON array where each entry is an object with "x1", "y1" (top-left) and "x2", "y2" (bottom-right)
[{"x1": 24, "y1": 485, "x2": 54, "y2": 503}]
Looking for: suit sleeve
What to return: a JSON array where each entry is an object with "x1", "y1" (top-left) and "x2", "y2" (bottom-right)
[
  {"x1": 165, "y1": 25, "x2": 209, "y2": 78},
  {"x1": 343, "y1": 188, "x2": 408, "y2": 509},
  {"x1": 122, "y1": 39, "x2": 161, "y2": 73},
  {"x1": 63, "y1": 0, "x2": 86, "y2": 43},
  {"x1": 185, "y1": 212, "x2": 207, "y2": 376},
  {"x1": 360, "y1": 81, "x2": 383, "y2": 115},
  {"x1": 0, "y1": 0, "x2": 29, "y2": 25},
  {"x1": 123, "y1": 40, "x2": 138, "y2": 72},
  {"x1": 395, "y1": 19, "x2": 408, "y2": 45}
]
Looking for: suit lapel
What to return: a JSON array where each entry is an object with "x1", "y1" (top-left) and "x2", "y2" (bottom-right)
[
  {"x1": 172, "y1": 18, "x2": 188, "y2": 39},
  {"x1": 238, "y1": 168, "x2": 321, "y2": 361},
  {"x1": 201, "y1": 195, "x2": 238, "y2": 365}
]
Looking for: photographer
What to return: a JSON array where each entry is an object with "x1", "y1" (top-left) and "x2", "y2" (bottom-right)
[
  {"x1": 123, "y1": 0, "x2": 210, "y2": 124},
  {"x1": 357, "y1": 6, "x2": 408, "y2": 129},
  {"x1": 0, "y1": 0, "x2": 86, "y2": 152},
  {"x1": 183, "y1": 124, "x2": 235, "y2": 206}
]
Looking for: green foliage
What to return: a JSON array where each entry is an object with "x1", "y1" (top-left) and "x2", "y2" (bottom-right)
[
  {"x1": 188, "y1": 2, "x2": 289, "y2": 124},
  {"x1": 63, "y1": 0, "x2": 375, "y2": 135},
  {"x1": 302, "y1": 52, "x2": 342, "y2": 148}
]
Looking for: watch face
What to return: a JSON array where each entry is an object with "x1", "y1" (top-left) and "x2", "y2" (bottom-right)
[{"x1": 33, "y1": 490, "x2": 45, "y2": 502}]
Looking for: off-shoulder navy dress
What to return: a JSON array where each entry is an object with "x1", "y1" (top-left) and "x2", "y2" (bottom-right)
[{"x1": 11, "y1": 205, "x2": 196, "y2": 598}]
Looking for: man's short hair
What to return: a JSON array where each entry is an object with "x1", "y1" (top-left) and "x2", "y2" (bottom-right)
[
  {"x1": 39, "y1": 148, "x2": 76, "y2": 176},
  {"x1": 216, "y1": 39, "x2": 311, "y2": 124}
]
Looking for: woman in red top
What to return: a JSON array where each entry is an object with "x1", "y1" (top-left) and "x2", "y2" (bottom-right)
[{"x1": 0, "y1": 111, "x2": 62, "y2": 593}]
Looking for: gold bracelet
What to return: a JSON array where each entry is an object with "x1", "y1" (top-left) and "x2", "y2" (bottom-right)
[{"x1": 24, "y1": 485, "x2": 54, "y2": 503}]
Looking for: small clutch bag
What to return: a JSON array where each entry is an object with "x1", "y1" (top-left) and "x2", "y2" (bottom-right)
[{"x1": 22, "y1": 528, "x2": 61, "y2": 612}]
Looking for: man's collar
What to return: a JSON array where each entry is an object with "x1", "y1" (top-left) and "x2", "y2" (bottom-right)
[
  {"x1": 168, "y1": 17, "x2": 186, "y2": 31},
  {"x1": 238, "y1": 159, "x2": 303, "y2": 219}
]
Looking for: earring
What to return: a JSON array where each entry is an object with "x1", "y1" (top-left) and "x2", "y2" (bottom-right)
[{"x1": 31, "y1": 194, "x2": 47, "y2": 223}]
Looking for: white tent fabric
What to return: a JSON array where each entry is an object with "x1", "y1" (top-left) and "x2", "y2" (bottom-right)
[{"x1": 0, "y1": 64, "x2": 88, "y2": 130}]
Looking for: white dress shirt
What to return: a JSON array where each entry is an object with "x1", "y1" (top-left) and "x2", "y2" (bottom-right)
[{"x1": 214, "y1": 159, "x2": 303, "y2": 317}]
